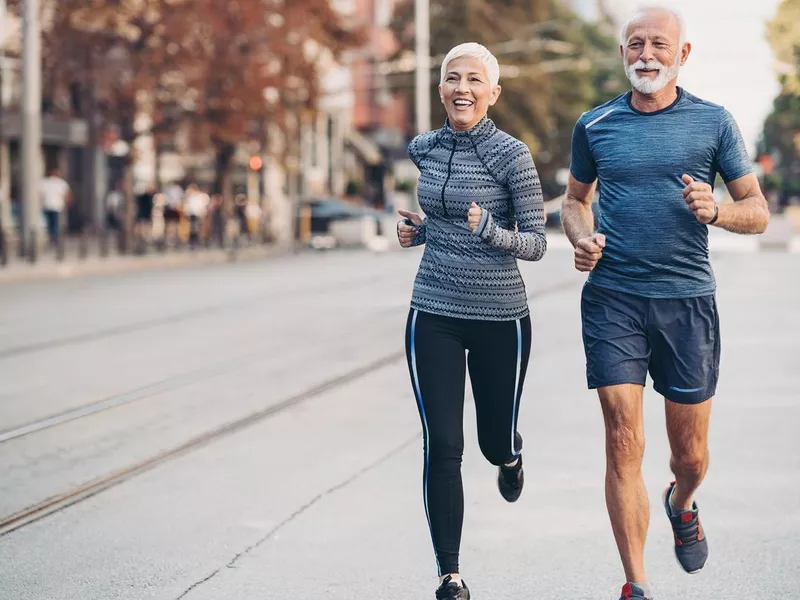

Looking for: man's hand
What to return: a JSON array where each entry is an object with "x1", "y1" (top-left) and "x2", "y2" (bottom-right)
[
  {"x1": 397, "y1": 209, "x2": 423, "y2": 248},
  {"x1": 468, "y1": 202, "x2": 482, "y2": 233},
  {"x1": 574, "y1": 233, "x2": 606, "y2": 272},
  {"x1": 682, "y1": 174, "x2": 717, "y2": 225}
]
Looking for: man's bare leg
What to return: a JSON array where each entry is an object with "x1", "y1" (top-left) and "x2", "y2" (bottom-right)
[
  {"x1": 599, "y1": 383, "x2": 649, "y2": 584},
  {"x1": 666, "y1": 398, "x2": 712, "y2": 509}
]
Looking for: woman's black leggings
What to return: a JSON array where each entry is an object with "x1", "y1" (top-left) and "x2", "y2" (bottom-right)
[{"x1": 405, "y1": 308, "x2": 532, "y2": 576}]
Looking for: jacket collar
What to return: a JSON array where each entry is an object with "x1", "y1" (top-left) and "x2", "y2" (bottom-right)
[{"x1": 438, "y1": 116, "x2": 496, "y2": 147}]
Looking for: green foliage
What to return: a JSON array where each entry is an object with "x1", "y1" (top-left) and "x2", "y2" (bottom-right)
[
  {"x1": 390, "y1": 0, "x2": 626, "y2": 195},
  {"x1": 761, "y1": 0, "x2": 800, "y2": 198}
]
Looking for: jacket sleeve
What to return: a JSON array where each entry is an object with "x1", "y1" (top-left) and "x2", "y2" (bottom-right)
[{"x1": 474, "y1": 147, "x2": 547, "y2": 261}]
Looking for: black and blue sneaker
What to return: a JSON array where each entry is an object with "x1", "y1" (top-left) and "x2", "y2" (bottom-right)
[
  {"x1": 619, "y1": 582, "x2": 652, "y2": 599},
  {"x1": 497, "y1": 455, "x2": 524, "y2": 502},
  {"x1": 435, "y1": 575, "x2": 470, "y2": 599},
  {"x1": 663, "y1": 481, "x2": 709, "y2": 574}
]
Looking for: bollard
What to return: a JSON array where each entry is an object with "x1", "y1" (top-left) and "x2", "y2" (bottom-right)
[
  {"x1": 0, "y1": 226, "x2": 6, "y2": 267},
  {"x1": 27, "y1": 229, "x2": 37, "y2": 263},
  {"x1": 56, "y1": 228, "x2": 65, "y2": 262},
  {"x1": 299, "y1": 204, "x2": 311, "y2": 245},
  {"x1": 99, "y1": 228, "x2": 109, "y2": 257},
  {"x1": 79, "y1": 228, "x2": 88, "y2": 260}
]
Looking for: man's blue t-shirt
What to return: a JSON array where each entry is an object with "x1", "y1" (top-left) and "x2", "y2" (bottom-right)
[{"x1": 570, "y1": 88, "x2": 753, "y2": 298}]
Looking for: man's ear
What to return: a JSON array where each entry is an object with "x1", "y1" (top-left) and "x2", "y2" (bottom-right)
[{"x1": 680, "y1": 42, "x2": 692, "y2": 66}]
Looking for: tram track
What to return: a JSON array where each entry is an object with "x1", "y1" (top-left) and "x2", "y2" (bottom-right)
[{"x1": 0, "y1": 277, "x2": 580, "y2": 538}]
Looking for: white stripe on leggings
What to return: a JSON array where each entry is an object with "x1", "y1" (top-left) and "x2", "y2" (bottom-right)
[
  {"x1": 409, "y1": 309, "x2": 441, "y2": 574},
  {"x1": 511, "y1": 318, "x2": 522, "y2": 458}
]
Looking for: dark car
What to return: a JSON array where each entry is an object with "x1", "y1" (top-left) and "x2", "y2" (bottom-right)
[{"x1": 294, "y1": 197, "x2": 384, "y2": 237}]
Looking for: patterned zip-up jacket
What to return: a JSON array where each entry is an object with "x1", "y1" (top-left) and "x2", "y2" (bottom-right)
[{"x1": 406, "y1": 116, "x2": 547, "y2": 321}]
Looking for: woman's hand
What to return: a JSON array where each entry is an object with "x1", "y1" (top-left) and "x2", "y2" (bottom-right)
[
  {"x1": 397, "y1": 209, "x2": 424, "y2": 248},
  {"x1": 468, "y1": 202, "x2": 482, "y2": 233}
]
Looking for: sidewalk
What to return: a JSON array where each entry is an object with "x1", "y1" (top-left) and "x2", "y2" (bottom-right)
[{"x1": 0, "y1": 239, "x2": 290, "y2": 284}]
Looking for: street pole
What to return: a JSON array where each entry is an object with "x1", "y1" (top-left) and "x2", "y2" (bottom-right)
[
  {"x1": 21, "y1": 0, "x2": 41, "y2": 261},
  {"x1": 0, "y1": 0, "x2": 11, "y2": 264},
  {"x1": 414, "y1": 0, "x2": 430, "y2": 135}
]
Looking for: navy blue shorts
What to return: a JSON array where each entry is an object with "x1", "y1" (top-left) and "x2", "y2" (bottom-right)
[{"x1": 581, "y1": 283, "x2": 720, "y2": 404}]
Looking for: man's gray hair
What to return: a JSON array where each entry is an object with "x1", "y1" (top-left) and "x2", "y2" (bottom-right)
[
  {"x1": 440, "y1": 42, "x2": 500, "y2": 88},
  {"x1": 620, "y1": 5, "x2": 687, "y2": 48}
]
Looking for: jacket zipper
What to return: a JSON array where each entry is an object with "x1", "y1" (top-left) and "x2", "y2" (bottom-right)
[{"x1": 440, "y1": 142, "x2": 457, "y2": 217}]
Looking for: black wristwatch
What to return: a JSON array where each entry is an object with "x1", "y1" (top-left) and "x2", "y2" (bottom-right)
[{"x1": 708, "y1": 205, "x2": 719, "y2": 225}]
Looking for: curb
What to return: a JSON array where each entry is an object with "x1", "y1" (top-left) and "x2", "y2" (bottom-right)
[{"x1": 0, "y1": 244, "x2": 292, "y2": 285}]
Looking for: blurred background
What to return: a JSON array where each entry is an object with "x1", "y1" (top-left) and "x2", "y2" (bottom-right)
[
  {"x1": 0, "y1": 2, "x2": 798, "y2": 599},
  {"x1": 0, "y1": 0, "x2": 797, "y2": 266}
]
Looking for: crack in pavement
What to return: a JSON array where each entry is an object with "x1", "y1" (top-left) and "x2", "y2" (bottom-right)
[{"x1": 175, "y1": 433, "x2": 420, "y2": 599}]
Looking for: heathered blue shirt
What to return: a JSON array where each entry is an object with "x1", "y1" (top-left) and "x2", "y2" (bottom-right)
[{"x1": 570, "y1": 88, "x2": 753, "y2": 298}]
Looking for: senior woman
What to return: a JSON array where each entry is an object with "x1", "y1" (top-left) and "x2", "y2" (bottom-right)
[{"x1": 397, "y1": 42, "x2": 547, "y2": 599}]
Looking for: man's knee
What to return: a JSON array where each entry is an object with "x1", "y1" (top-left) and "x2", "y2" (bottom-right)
[
  {"x1": 671, "y1": 447, "x2": 708, "y2": 479},
  {"x1": 606, "y1": 423, "x2": 645, "y2": 475}
]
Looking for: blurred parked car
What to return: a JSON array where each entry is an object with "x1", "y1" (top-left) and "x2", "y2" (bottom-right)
[{"x1": 294, "y1": 197, "x2": 384, "y2": 237}]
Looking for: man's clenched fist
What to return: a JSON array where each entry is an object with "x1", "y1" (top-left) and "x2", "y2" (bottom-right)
[
  {"x1": 682, "y1": 174, "x2": 717, "y2": 225},
  {"x1": 574, "y1": 233, "x2": 606, "y2": 272}
]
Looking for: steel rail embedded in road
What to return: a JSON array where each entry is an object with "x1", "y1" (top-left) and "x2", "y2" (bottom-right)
[
  {"x1": 0, "y1": 278, "x2": 580, "y2": 538},
  {"x1": 0, "y1": 350, "x2": 405, "y2": 537}
]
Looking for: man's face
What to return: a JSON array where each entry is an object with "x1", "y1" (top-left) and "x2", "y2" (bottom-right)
[{"x1": 621, "y1": 10, "x2": 687, "y2": 95}]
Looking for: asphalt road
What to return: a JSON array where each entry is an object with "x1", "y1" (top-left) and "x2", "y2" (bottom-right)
[{"x1": 0, "y1": 243, "x2": 797, "y2": 599}]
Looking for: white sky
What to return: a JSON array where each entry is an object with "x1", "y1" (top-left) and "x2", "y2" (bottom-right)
[{"x1": 592, "y1": 0, "x2": 783, "y2": 155}]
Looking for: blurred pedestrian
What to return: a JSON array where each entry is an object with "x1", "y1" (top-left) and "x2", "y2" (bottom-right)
[
  {"x1": 397, "y1": 42, "x2": 546, "y2": 600},
  {"x1": 135, "y1": 184, "x2": 155, "y2": 253},
  {"x1": 105, "y1": 180, "x2": 124, "y2": 231},
  {"x1": 163, "y1": 181, "x2": 184, "y2": 247},
  {"x1": 234, "y1": 194, "x2": 250, "y2": 242},
  {"x1": 561, "y1": 6, "x2": 770, "y2": 600},
  {"x1": 39, "y1": 167, "x2": 71, "y2": 249},
  {"x1": 183, "y1": 184, "x2": 210, "y2": 249}
]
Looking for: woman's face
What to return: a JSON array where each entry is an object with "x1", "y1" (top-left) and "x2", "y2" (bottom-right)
[{"x1": 439, "y1": 56, "x2": 501, "y2": 132}]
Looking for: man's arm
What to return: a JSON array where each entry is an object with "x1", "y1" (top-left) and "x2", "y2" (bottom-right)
[
  {"x1": 683, "y1": 172, "x2": 769, "y2": 234},
  {"x1": 562, "y1": 174, "x2": 607, "y2": 272},
  {"x1": 561, "y1": 174, "x2": 597, "y2": 247},
  {"x1": 714, "y1": 173, "x2": 769, "y2": 234}
]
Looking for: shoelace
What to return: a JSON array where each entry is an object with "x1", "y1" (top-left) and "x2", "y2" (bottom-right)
[{"x1": 673, "y1": 515, "x2": 702, "y2": 548}]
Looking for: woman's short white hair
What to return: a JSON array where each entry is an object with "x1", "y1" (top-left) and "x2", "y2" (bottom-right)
[
  {"x1": 620, "y1": 5, "x2": 687, "y2": 47},
  {"x1": 440, "y1": 42, "x2": 500, "y2": 88}
]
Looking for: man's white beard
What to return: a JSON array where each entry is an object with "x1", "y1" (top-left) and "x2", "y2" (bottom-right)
[{"x1": 625, "y1": 57, "x2": 680, "y2": 94}]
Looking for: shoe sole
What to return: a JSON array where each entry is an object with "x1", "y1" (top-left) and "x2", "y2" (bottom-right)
[{"x1": 662, "y1": 486, "x2": 706, "y2": 575}]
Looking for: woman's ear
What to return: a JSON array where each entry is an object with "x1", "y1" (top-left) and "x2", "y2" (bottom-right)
[{"x1": 488, "y1": 85, "x2": 502, "y2": 107}]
